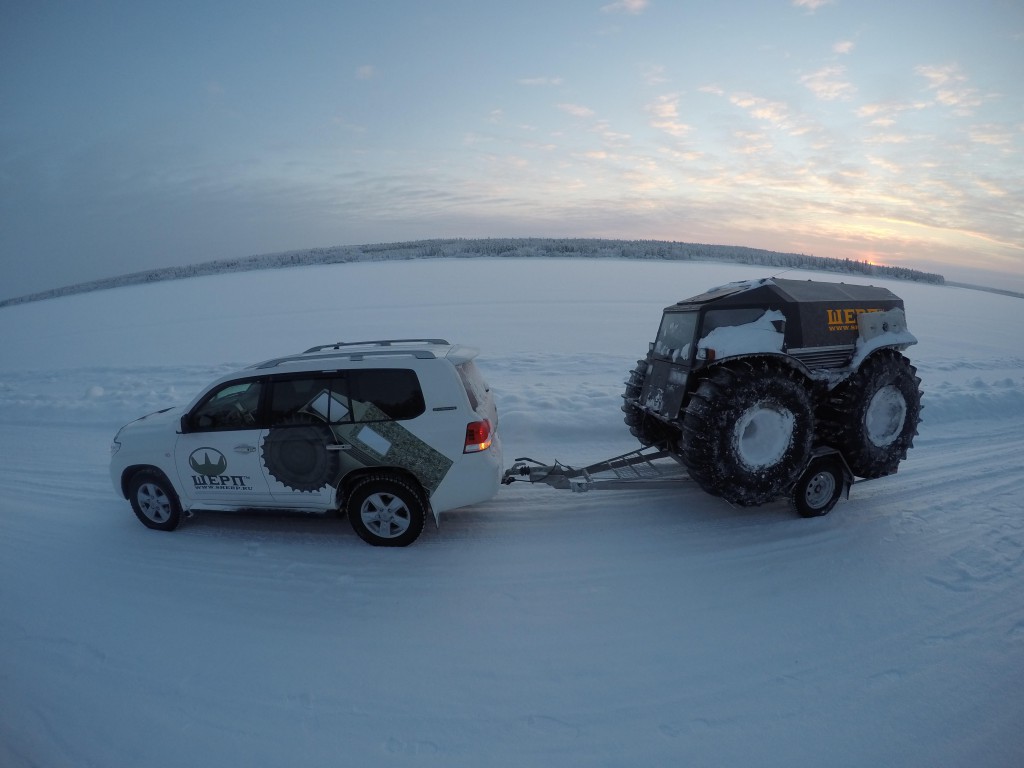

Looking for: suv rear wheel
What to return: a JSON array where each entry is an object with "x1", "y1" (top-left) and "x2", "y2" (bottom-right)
[
  {"x1": 346, "y1": 475, "x2": 426, "y2": 547},
  {"x1": 681, "y1": 362, "x2": 814, "y2": 506}
]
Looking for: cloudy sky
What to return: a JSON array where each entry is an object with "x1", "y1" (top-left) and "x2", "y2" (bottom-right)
[{"x1": 2, "y1": 0, "x2": 1022, "y2": 299}]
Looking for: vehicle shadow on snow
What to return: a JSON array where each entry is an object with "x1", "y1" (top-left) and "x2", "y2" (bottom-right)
[
  {"x1": 150, "y1": 487, "x2": 838, "y2": 550},
  {"x1": 172, "y1": 508, "x2": 355, "y2": 543},
  {"x1": 436, "y1": 485, "x2": 816, "y2": 543}
]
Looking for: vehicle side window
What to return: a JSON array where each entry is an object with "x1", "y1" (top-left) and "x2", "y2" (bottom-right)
[
  {"x1": 189, "y1": 379, "x2": 264, "y2": 431},
  {"x1": 349, "y1": 369, "x2": 425, "y2": 421},
  {"x1": 268, "y1": 376, "x2": 352, "y2": 426},
  {"x1": 701, "y1": 308, "x2": 776, "y2": 337}
]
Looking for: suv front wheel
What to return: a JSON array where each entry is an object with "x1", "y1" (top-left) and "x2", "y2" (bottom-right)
[
  {"x1": 128, "y1": 470, "x2": 182, "y2": 531},
  {"x1": 346, "y1": 475, "x2": 426, "y2": 547}
]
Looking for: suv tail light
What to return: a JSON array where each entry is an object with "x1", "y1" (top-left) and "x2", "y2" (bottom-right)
[{"x1": 464, "y1": 420, "x2": 493, "y2": 453}]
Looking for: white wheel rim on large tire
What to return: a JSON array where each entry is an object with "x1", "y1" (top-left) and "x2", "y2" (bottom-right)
[
  {"x1": 359, "y1": 492, "x2": 412, "y2": 538},
  {"x1": 733, "y1": 403, "x2": 795, "y2": 470},
  {"x1": 137, "y1": 482, "x2": 172, "y2": 524},
  {"x1": 865, "y1": 384, "x2": 907, "y2": 447}
]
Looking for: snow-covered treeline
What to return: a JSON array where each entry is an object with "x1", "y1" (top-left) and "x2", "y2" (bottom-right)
[{"x1": 0, "y1": 238, "x2": 945, "y2": 307}]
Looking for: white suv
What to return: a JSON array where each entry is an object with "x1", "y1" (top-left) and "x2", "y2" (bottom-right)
[{"x1": 110, "y1": 339, "x2": 502, "y2": 546}]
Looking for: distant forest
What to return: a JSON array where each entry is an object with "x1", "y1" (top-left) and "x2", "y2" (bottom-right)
[{"x1": 1, "y1": 238, "x2": 946, "y2": 307}]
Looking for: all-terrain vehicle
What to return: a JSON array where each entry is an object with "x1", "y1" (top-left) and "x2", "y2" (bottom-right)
[{"x1": 620, "y1": 277, "x2": 922, "y2": 511}]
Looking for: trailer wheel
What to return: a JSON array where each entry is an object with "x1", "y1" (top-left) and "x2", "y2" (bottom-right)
[
  {"x1": 792, "y1": 459, "x2": 844, "y2": 518},
  {"x1": 682, "y1": 361, "x2": 814, "y2": 506},
  {"x1": 820, "y1": 350, "x2": 921, "y2": 479}
]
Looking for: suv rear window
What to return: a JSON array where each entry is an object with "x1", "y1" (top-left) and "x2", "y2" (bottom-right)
[
  {"x1": 351, "y1": 369, "x2": 425, "y2": 421},
  {"x1": 456, "y1": 360, "x2": 488, "y2": 411}
]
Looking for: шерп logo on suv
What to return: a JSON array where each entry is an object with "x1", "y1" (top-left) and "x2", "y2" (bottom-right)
[{"x1": 189, "y1": 448, "x2": 228, "y2": 477}]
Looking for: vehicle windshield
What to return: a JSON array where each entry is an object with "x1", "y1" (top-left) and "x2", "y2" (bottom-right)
[{"x1": 653, "y1": 311, "x2": 698, "y2": 359}]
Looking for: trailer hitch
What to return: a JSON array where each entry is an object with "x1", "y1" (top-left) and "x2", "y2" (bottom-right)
[{"x1": 502, "y1": 447, "x2": 688, "y2": 492}]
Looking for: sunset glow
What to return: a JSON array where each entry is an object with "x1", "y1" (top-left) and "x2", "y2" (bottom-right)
[{"x1": 2, "y1": 0, "x2": 1022, "y2": 298}]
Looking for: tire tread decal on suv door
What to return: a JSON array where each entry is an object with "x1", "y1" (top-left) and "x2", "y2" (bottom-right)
[{"x1": 260, "y1": 417, "x2": 340, "y2": 492}]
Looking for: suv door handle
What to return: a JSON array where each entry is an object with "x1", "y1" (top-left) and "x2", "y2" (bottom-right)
[
  {"x1": 234, "y1": 444, "x2": 257, "y2": 454},
  {"x1": 327, "y1": 444, "x2": 352, "y2": 451}
]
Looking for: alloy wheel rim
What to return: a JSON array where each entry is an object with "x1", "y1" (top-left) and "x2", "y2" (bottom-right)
[
  {"x1": 138, "y1": 483, "x2": 171, "y2": 523},
  {"x1": 360, "y1": 492, "x2": 412, "y2": 538}
]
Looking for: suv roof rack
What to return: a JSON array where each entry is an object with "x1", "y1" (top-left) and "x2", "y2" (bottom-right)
[
  {"x1": 255, "y1": 349, "x2": 439, "y2": 369},
  {"x1": 304, "y1": 338, "x2": 450, "y2": 354}
]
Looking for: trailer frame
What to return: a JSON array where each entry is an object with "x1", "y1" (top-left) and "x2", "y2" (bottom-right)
[{"x1": 502, "y1": 445, "x2": 858, "y2": 516}]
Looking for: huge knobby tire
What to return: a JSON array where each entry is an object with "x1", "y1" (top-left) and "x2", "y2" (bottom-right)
[
  {"x1": 818, "y1": 349, "x2": 922, "y2": 479},
  {"x1": 621, "y1": 359, "x2": 674, "y2": 447},
  {"x1": 681, "y1": 362, "x2": 815, "y2": 506}
]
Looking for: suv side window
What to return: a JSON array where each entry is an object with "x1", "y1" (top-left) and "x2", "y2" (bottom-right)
[
  {"x1": 189, "y1": 379, "x2": 264, "y2": 431},
  {"x1": 350, "y1": 369, "x2": 425, "y2": 421},
  {"x1": 701, "y1": 308, "x2": 776, "y2": 337},
  {"x1": 268, "y1": 375, "x2": 352, "y2": 425},
  {"x1": 266, "y1": 370, "x2": 424, "y2": 425}
]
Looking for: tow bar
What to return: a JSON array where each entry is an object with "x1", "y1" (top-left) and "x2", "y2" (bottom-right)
[
  {"x1": 502, "y1": 446, "x2": 691, "y2": 493},
  {"x1": 503, "y1": 446, "x2": 857, "y2": 517}
]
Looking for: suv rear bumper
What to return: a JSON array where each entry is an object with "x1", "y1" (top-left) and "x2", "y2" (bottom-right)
[{"x1": 430, "y1": 436, "x2": 503, "y2": 516}]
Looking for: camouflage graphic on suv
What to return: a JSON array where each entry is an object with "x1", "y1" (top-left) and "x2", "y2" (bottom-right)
[
  {"x1": 334, "y1": 405, "x2": 454, "y2": 492},
  {"x1": 260, "y1": 401, "x2": 453, "y2": 494}
]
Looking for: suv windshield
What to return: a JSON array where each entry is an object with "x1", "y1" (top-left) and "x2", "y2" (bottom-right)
[{"x1": 653, "y1": 311, "x2": 698, "y2": 359}]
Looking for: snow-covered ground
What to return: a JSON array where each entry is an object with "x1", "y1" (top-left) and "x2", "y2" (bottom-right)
[{"x1": 1, "y1": 259, "x2": 1022, "y2": 767}]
